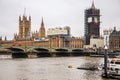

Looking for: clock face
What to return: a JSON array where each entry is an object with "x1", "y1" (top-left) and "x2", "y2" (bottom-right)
[
  {"x1": 94, "y1": 17, "x2": 98, "y2": 23},
  {"x1": 88, "y1": 17, "x2": 92, "y2": 23}
]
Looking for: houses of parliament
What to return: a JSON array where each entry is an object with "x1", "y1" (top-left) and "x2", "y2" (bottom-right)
[
  {"x1": 0, "y1": 14, "x2": 84, "y2": 48},
  {"x1": 0, "y1": 1, "x2": 106, "y2": 49}
]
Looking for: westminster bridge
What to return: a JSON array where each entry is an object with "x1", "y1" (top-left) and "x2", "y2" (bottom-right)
[{"x1": 1, "y1": 46, "x2": 97, "y2": 58}]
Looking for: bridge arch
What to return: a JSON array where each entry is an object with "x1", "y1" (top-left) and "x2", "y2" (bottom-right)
[
  {"x1": 71, "y1": 48, "x2": 85, "y2": 56},
  {"x1": 72, "y1": 49, "x2": 83, "y2": 52},
  {"x1": 33, "y1": 47, "x2": 51, "y2": 57},
  {"x1": 55, "y1": 48, "x2": 70, "y2": 56},
  {"x1": 5, "y1": 47, "x2": 28, "y2": 58},
  {"x1": 55, "y1": 48, "x2": 68, "y2": 51}
]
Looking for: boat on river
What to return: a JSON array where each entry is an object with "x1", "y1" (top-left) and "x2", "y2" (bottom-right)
[
  {"x1": 77, "y1": 66, "x2": 99, "y2": 71},
  {"x1": 110, "y1": 58, "x2": 120, "y2": 64},
  {"x1": 100, "y1": 58, "x2": 120, "y2": 70},
  {"x1": 101, "y1": 58, "x2": 120, "y2": 79}
]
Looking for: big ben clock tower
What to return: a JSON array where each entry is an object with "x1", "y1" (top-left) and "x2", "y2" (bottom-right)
[{"x1": 84, "y1": 1, "x2": 100, "y2": 45}]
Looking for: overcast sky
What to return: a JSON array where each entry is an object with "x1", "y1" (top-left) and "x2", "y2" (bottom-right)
[{"x1": 0, "y1": 0, "x2": 120, "y2": 40}]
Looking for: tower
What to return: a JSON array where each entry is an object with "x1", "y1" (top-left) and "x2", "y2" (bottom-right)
[
  {"x1": 39, "y1": 18, "x2": 46, "y2": 38},
  {"x1": 19, "y1": 15, "x2": 31, "y2": 38},
  {"x1": 84, "y1": 1, "x2": 100, "y2": 45}
]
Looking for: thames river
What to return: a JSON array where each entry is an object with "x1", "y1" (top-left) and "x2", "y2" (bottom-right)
[{"x1": 0, "y1": 55, "x2": 114, "y2": 80}]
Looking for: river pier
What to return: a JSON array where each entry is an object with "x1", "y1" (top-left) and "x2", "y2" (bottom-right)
[{"x1": 102, "y1": 46, "x2": 120, "y2": 79}]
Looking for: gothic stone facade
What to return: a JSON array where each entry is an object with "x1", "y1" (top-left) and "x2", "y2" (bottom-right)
[
  {"x1": 109, "y1": 27, "x2": 120, "y2": 50},
  {"x1": 0, "y1": 15, "x2": 84, "y2": 48}
]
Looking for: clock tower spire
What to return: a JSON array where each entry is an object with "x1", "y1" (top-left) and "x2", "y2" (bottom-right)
[{"x1": 91, "y1": 0, "x2": 95, "y2": 9}]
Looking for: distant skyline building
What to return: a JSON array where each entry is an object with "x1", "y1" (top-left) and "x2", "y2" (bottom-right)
[{"x1": 84, "y1": 1, "x2": 100, "y2": 45}]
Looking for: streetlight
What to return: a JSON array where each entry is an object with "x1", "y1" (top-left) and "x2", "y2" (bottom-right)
[{"x1": 104, "y1": 37, "x2": 108, "y2": 77}]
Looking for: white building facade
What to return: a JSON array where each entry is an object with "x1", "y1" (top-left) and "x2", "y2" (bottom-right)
[
  {"x1": 90, "y1": 37, "x2": 104, "y2": 49},
  {"x1": 47, "y1": 26, "x2": 70, "y2": 36},
  {"x1": 103, "y1": 29, "x2": 113, "y2": 48}
]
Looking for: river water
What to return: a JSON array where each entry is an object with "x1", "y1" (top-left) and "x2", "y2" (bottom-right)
[{"x1": 0, "y1": 55, "x2": 114, "y2": 80}]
